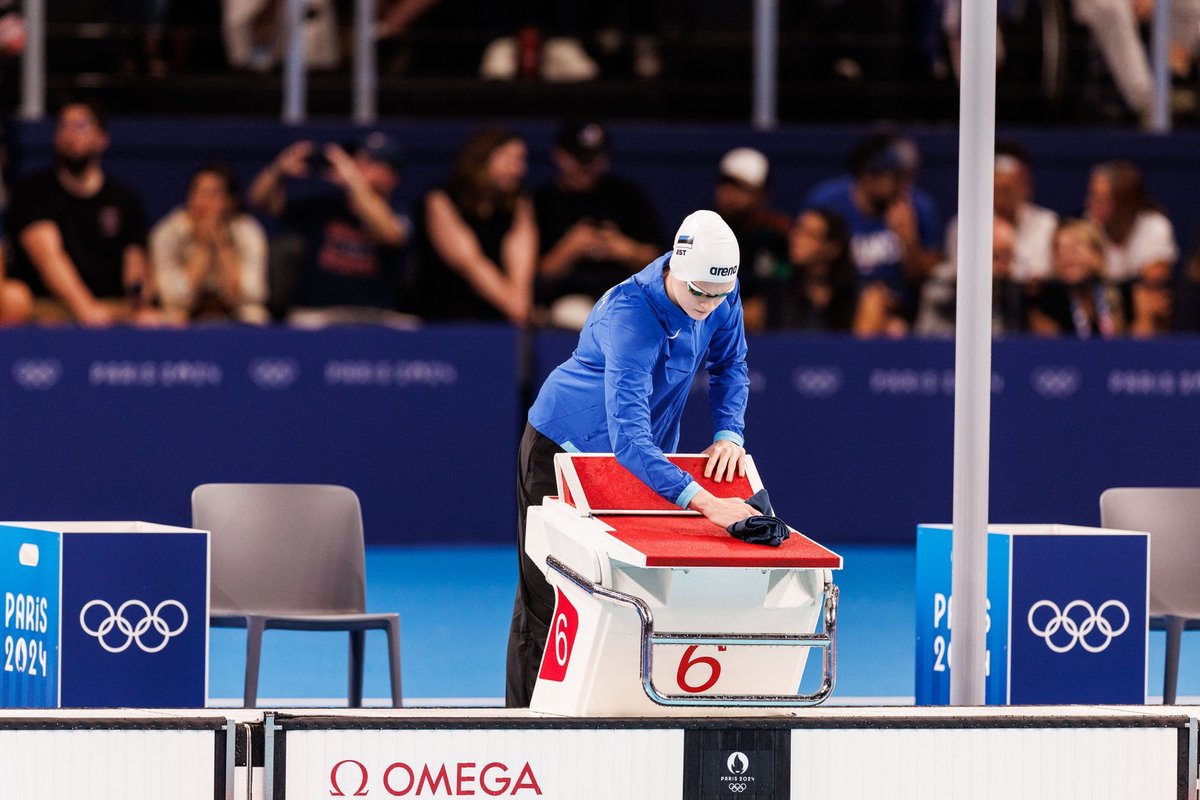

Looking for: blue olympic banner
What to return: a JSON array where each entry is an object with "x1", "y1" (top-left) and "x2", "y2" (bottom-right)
[
  {"x1": 60, "y1": 530, "x2": 208, "y2": 707},
  {"x1": 0, "y1": 523, "x2": 208, "y2": 708},
  {"x1": 0, "y1": 326, "x2": 520, "y2": 546},
  {"x1": 914, "y1": 526, "x2": 1011, "y2": 706},
  {"x1": 537, "y1": 332, "x2": 1200, "y2": 543},
  {"x1": 0, "y1": 327, "x2": 1197, "y2": 545},
  {"x1": 0, "y1": 525, "x2": 60, "y2": 707},
  {"x1": 915, "y1": 524, "x2": 1148, "y2": 705}
]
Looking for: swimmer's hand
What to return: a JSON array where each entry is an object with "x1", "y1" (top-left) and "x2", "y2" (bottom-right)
[{"x1": 702, "y1": 440, "x2": 747, "y2": 483}]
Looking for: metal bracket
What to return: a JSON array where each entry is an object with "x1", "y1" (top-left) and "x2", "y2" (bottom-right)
[{"x1": 546, "y1": 555, "x2": 838, "y2": 707}]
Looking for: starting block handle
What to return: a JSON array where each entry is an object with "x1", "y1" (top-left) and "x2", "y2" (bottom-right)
[{"x1": 545, "y1": 556, "x2": 839, "y2": 707}]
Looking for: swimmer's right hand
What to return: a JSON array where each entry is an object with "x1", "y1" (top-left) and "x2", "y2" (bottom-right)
[{"x1": 688, "y1": 489, "x2": 760, "y2": 529}]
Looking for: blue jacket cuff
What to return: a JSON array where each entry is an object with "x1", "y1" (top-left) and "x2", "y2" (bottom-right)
[
  {"x1": 713, "y1": 430, "x2": 744, "y2": 447},
  {"x1": 676, "y1": 480, "x2": 702, "y2": 510}
]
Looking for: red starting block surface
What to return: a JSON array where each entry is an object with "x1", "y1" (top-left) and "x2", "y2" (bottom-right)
[
  {"x1": 597, "y1": 514, "x2": 843, "y2": 568},
  {"x1": 559, "y1": 454, "x2": 760, "y2": 514}
]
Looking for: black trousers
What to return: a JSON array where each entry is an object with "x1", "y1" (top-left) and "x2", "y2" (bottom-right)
[{"x1": 505, "y1": 423, "x2": 565, "y2": 707}]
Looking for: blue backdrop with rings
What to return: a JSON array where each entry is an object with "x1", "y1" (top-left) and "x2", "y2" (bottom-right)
[{"x1": 0, "y1": 326, "x2": 1196, "y2": 545}]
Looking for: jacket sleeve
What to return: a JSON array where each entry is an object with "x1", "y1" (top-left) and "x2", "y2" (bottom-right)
[
  {"x1": 705, "y1": 289, "x2": 750, "y2": 445},
  {"x1": 600, "y1": 298, "x2": 696, "y2": 507}
]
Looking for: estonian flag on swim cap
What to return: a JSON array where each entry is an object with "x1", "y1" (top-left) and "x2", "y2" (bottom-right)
[{"x1": 676, "y1": 234, "x2": 694, "y2": 250}]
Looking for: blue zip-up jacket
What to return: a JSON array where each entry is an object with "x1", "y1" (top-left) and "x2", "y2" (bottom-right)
[{"x1": 528, "y1": 253, "x2": 749, "y2": 508}]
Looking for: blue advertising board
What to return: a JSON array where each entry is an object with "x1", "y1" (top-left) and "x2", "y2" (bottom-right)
[
  {"x1": 0, "y1": 525, "x2": 60, "y2": 708},
  {"x1": 0, "y1": 523, "x2": 208, "y2": 708},
  {"x1": 915, "y1": 524, "x2": 1147, "y2": 705},
  {"x1": 537, "y1": 332, "x2": 1200, "y2": 546},
  {"x1": 1009, "y1": 534, "x2": 1147, "y2": 704},
  {"x1": 0, "y1": 328, "x2": 1197, "y2": 545},
  {"x1": 914, "y1": 525, "x2": 1010, "y2": 705},
  {"x1": 0, "y1": 326, "x2": 520, "y2": 546},
  {"x1": 60, "y1": 532, "x2": 208, "y2": 707}
]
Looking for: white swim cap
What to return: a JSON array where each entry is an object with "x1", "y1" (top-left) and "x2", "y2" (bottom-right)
[{"x1": 669, "y1": 210, "x2": 740, "y2": 284}]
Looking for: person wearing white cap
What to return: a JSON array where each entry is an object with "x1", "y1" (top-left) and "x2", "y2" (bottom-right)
[
  {"x1": 713, "y1": 147, "x2": 792, "y2": 331},
  {"x1": 506, "y1": 209, "x2": 759, "y2": 707}
]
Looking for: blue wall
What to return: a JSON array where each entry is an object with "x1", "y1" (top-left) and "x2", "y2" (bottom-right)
[
  {"x1": 0, "y1": 326, "x2": 519, "y2": 545},
  {"x1": 12, "y1": 118, "x2": 1200, "y2": 257},
  {"x1": 2, "y1": 326, "x2": 1198, "y2": 545}
]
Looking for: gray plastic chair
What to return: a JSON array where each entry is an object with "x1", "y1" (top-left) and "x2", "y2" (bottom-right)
[
  {"x1": 192, "y1": 483, "x2": 402, "y2": 708},
  {"x1": 1100, "y1": 487, "x2": 1200, "y2": 705}
]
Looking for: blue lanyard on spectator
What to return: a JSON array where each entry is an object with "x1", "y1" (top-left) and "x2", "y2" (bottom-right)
[{"x1": 1069, "y1": 284, "x2": 1114, "y2": 339}]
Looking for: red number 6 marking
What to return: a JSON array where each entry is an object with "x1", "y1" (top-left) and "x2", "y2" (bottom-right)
[
  {"x1": 676, "y1": 644, "x2": 721, "y2": 693},
  {"x1": 552, "y1": 612, "x2": 570, "y2": 666}
]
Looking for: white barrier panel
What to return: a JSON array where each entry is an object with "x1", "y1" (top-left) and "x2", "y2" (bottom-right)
[
  {"x1": 0, "y1": 727, "x2": 217, "y2": 799},
  {"x1": 793, "y1": 726, "x2": 1182, "y2": 799},
  {"x1": 283, "y1": 727, "x2": 684, "y2": 799}
]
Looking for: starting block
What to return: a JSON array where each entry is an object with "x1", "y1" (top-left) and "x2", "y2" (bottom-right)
[{"x1": 526, "y1": 453, "x2": 842, "y2": 716}]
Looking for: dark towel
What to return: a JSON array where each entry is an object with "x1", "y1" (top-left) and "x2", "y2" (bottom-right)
[{"x1": 726, "y1": 489, "x2": 791, "y2": 547}]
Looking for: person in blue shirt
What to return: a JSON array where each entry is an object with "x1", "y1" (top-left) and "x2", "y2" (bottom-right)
[
  {"x1": 804, "y1": 134, "x2": 942, "y2": 335},
  {"x1": 506, "y1": 209, "x2": 760, "y2": 707}
]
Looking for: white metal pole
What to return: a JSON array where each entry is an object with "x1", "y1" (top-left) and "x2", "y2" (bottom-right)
[
  {"x1": 282, "y1": 0, "x2": 307, "y2": 124},
  {"x1": 353, "y1": 0, "x2": 377, "y2": 124},
  {"x1": 752, "y1": 0, "x2": 778, "y2": 130},
  {"x1": 19, "y1": 0, "x2": 45, "y2": 120},
  {"x1": 1149, "y1": 0, "x2": 1170, "y2": 133},
  {"x1": 950, "y1": 0, "x2": 997, "y2": 706}
]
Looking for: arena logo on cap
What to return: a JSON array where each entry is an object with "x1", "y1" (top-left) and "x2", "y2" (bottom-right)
[{"x1": 708, "y1": 265, "x2": 737, "y2": 277}]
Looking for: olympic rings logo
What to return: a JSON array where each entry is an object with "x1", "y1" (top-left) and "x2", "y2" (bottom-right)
[
  {"x1": 79, "y1": 599, "x2": 189, "y2": 653},
  {"x1": 1026, "y1": 599, "x2": 1130, "y2": 653}
]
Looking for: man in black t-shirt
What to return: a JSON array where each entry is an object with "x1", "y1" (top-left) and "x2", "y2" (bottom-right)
[
  {"x1": 533, "y1": 120, "x2": 662, "y2": 328},
  {"x1": 247, "y1": 132, "x2": 409, "y2": 321},
  {"x1": 7, "y1": 100, "x2": 154, "y2": 326}
]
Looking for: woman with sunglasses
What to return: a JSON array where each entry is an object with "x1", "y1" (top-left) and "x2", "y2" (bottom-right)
[{"x1": 506, "y1": 209, "x2": 759, "y2": 707}]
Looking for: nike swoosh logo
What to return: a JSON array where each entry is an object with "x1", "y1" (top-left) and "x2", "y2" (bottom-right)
[{"x1": 667, "y1": 330, "x2": 681, "y2": 339}]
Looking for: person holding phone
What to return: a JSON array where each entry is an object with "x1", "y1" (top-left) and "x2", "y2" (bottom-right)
[
  {"x1": 247, "y1": 132, "x2": 409, "y2": 322},
  {"x1": 506, "y1": 209, "x2": 759, "y2": 707}
]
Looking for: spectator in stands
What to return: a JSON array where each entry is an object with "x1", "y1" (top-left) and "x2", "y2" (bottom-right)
[
  {"x1": 478, "y1": 5, "x2": 599, "y2": 81},
  {"x1": 916, "y1": 214, "x2": 1028, "y2": 337},
  {"x1": 223, "y1": 0, "x2": 340, "y2": 72},
  {"x1": 6, "y1": 99, "x2": 158, "y2": 326},
  {"x1": 411, "y1": 128, "x2": 536, "y2": 324},
  {"x1": 1129, "y1": 259, "x2": 1175, "y2": 336},
  {"x1": 769, "y1": 208, "x2": 857, "y2": 332},
  {"x1": 1068, "y1": 0, "x2": 1200, "y2": 124},
  {"x1": 0, "y1": 245, "x2": 31, "y2": 324},
  {"x1": 944, "y1": 140, "x2": 1057, "y2": 286},
  {"x1": 532, "y1": 120, "x2": 661, "y2": 329},
  {"x1": 150, "y1": 162, "x2": 268, "y2": 324},
  {"x1": 803, "y1": 133, "x2": 942, "y2": 337},
  {"x1": 1170, "y1": 239, "x2": 1200, "y2": 332},
  {"x1": 248, "y1": 131, "x2": 409, "y2": 324},
  {"x1": 1085, "y1": 160, "x2": 1177, "y2": 321},
  {"x1": 1029, "y1": 219, "x2": 1124, "y2": 337},
  {"x1": 712, "y1": 147, "x2": 791, "y2": 332}
]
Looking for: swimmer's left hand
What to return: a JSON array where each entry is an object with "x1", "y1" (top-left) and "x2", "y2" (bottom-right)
[{"x1": 702, "y1": 440, "x2": 746, "y2": 483}]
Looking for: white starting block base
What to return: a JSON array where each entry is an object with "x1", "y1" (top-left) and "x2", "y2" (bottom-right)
[{"x1": 526, "y1": 454, "x2": 843, "y2": 717}]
